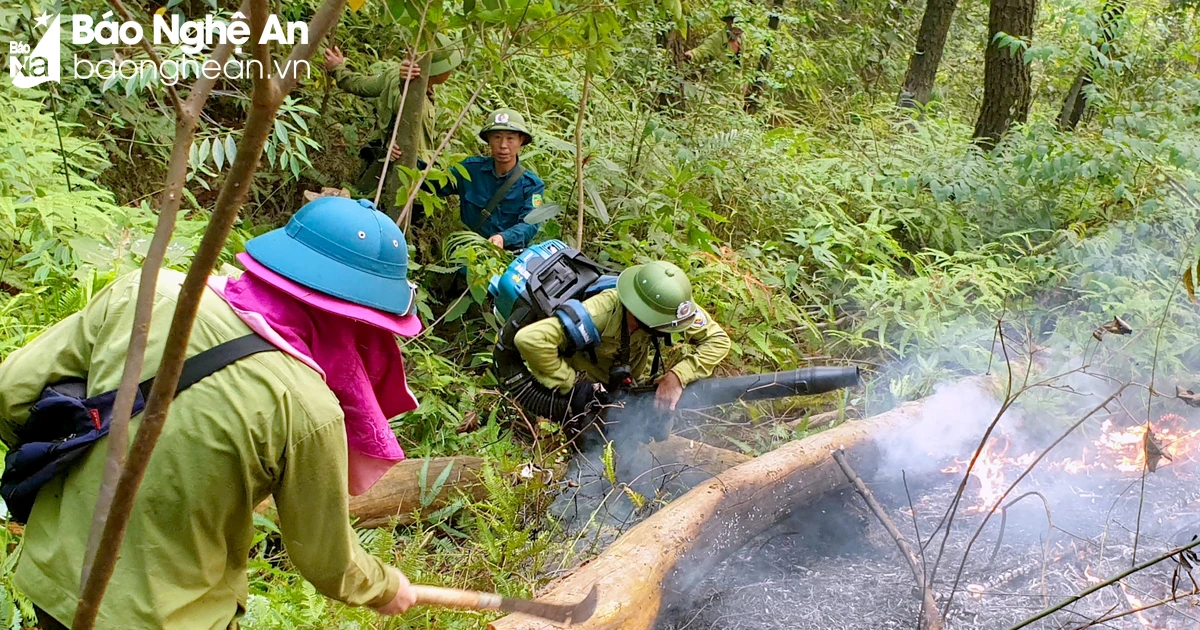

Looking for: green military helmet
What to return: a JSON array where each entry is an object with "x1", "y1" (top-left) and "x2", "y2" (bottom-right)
[
  {"x1": 429, "y1": 33, "x2": 464, "y2": 76},
  {"x1": 617, "y1": 261, "x2": 697, "y2": 333},
  {"x1": 479, "y1": 108, "x2": 533, "y2": 145}
]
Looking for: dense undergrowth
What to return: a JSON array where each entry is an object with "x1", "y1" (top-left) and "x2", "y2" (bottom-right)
[{"x1": 1, "y1": 0, "x2": 1199, "y2": 626}]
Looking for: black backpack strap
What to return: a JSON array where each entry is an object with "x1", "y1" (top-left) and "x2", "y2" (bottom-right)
[
  {"x1": 477, "y1": 163, "x2": 526, "y2": 229},
  {"x1": 138, "y1": 334, "x2": 277, "y2": 400},
  {"x1": 650, "y1": 335, "x2": 663, "y2": 382}
]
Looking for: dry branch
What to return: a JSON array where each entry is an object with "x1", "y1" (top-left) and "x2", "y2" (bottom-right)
[
  {"x1": 832, "y1": 448, "x2": 943, "y2": 630},
  {"x1": 573, "y1": 68, "x2": 591, "y2": 247},
  {"x1": 73, "y1": 0, "x2": 348, "y2": 625},
  {"x1": 81, "y1": 0, "x2": 249, "y2": 588},
  {"x1": 1008, "y1": 538, "x2": 1200, "y2": 630}
]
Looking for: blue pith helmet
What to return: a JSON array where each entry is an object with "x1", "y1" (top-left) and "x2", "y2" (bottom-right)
[{"x1": 244, "y1": 197, "x2": 416, "y2": 316}]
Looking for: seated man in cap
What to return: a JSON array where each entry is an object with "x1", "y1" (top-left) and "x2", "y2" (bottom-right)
[
  {"x1": 429, "y1": 108, "x2": 546, "y2": 251},
  {"x1": 0, "y1": 197, "x2": 422, "y2": 629},
  {"x1": 323, "y1": 35, "x2": 464, "y2": 212}
]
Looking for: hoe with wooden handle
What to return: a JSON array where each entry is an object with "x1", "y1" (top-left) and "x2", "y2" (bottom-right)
[{"x1": 411, "y1": 584, "x2": 598, "y2": 625}]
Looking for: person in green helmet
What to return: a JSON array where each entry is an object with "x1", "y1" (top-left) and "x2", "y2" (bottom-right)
[
  {"x1": 323, "y1": 34, "x2": 464, "y2": 210},
  {"x1": 427, "y1": 108, "x2": 545, "y2": 250},
  {"x1": 512, "y1": 261, "x2": 731, "y2": 417}
]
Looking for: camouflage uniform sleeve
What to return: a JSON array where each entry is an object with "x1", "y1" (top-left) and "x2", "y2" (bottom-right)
[
  {"x1": 687, "y1": 31, "x2": 729, "y2": 65},
  {"x1": 666, "y1": 307, "x2": 731, "y2": 386},
  {"x1": 331, "y1": 65, "x2": 388, "y2": 97}
]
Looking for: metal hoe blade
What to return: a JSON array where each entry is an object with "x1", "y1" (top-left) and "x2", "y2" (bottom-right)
[{"x1": 498, "y1": 584, "x2": 598, "y2": 625}]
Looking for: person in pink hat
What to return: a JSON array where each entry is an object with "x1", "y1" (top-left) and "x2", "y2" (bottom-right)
[{"x1": 0, "y1": 197, "x2": 423, "y2": 630}]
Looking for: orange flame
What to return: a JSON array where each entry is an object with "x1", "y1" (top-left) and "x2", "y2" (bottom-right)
[
  {"x1": 944, "y1": 414, "x2": 1200, "y2": 513},
  {"x1": 1118, "y1": 582, "x2": 1164, "y2": 629}
]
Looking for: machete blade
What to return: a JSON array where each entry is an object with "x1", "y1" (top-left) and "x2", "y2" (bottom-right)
[{"x1": 498, "y1": 584, "x2": 598, "y2": 625}]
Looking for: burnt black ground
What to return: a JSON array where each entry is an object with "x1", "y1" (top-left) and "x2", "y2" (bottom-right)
[{"x1": 655, "y1": 466, "x2": 1200, "y2": 630}]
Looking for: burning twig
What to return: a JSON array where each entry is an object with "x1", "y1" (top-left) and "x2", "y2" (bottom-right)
[
  {"x1": 944, "y1": 383, "x2": 1131, "y2": 616},
  {"x1": 969, "y1": 551, "x2": 1066, "y2": 602},
  {"x1": 1091, "y1": 316, "x2": 1133, "y2": 342},
  {"x1": 831, "y1": 448, "x2": 944, "y2": 630},
  {"x1": 1072, "y1": 587, "x2": 1200, "y2": 630},
  {"x1": 1006, "y1": 537, "x2": 1200, "y2": 630},
  {"x1": 1174, "y1": 386, "x2": 1200, "y2": 408},
  {"x1": 1144, "y1": 427, "x2": 1172, "y2": 472}
]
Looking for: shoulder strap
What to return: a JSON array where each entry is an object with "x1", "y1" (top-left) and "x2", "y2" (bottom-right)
[
  {"x1": 478, "y1": 163, "x2": 526, "y2": 229},
  {"x1": 650, "y1": 335, "x2": 664, "y2": 382},
  {"x1": 137, "y1": 334, "x2": 277, "y2": 400}
]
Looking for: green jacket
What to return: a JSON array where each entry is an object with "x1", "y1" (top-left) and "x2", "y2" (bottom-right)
[
  {"x1": 0, "y1": 270, "x2": 399, "y2": 629},
  {"x1": 687, "y1": 28, "x2": 744, "y2": 71},
  {"x1": 512, "y1": 289, "x2": 731, "y2": 393},
  {"x1": 332, "y1": 62, "x2": 438, "y2": 162}
]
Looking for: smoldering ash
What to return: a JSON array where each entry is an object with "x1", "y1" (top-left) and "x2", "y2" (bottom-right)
[{"x1": 71, "y1": 11, "x2": 309, "y2": 55}]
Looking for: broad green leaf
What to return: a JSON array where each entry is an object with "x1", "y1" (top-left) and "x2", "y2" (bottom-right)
[
  {"x1": 212, "y1": 135, "x2": 225, "y2": 170},
  {"x1": 224, "y1": 136, "x2": 238, "y2": 166}
]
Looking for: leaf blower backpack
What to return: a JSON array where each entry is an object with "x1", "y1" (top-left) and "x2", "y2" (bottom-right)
[{"x1": 487, "y1": 240, "x2": 618, "y2": 424}]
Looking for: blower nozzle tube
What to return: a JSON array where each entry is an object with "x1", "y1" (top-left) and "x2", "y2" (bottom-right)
[{"x1": 675, "y1": 366, "x2": 862, "y2": 410}]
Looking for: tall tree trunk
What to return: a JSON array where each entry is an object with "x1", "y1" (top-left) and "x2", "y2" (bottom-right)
[
  {"x1": 656, "y1": 28, "x2": 687, "y2": 110},
  {"x1": 393, "y1": 52, "x2": 431, "y2": 227},
  {"x1": 1058, "y1": 0, "x2": 1127, "y2": 130},
  {"x1": 898, "y1": 0, "x2": 959, "y2": 107},
  {"x1": 972, "y1": 0, "x2": 1037, "y2": 150},
  {"x1": 745, "y1": 0, "x2": 785, "y2": 113}
]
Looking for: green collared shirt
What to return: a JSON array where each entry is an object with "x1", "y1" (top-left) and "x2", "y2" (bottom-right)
[{"x1": 0, "y1": 270, "x2": 399, "y2": 629}]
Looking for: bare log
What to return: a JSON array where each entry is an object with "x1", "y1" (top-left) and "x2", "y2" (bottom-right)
[
  {"x1": 644, "y1": 436, "x2": 750, "y2": 476},
  {"x1": 349, "y1": 457, "x2": 487, "y2": 528},
  {"x1": 832, "y1": 448, "x2": 943, "y2": 630},
  {"x1": 252, "y1": 457, "x2": 488, "y2": 528},
  {"x1": 488, "y1": 381, "x2": 988, "y2": 630}
]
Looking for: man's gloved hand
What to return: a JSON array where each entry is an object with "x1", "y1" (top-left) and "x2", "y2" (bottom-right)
[{"x1": 569, "y1": 376, "x2": 611, "y2": 415}]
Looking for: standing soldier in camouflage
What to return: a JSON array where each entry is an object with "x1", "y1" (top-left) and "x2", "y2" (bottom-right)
[
  {"x1": 322, "y1": 34, "x2": 464, "y2": 213},
  {"x1": 429, "y1": 108, "x2": 546, "y2": 251}
]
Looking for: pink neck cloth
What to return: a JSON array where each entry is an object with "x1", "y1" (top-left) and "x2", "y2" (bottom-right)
[{"x1": 214, "y1": 270, "x2": 416, "y2": 495}]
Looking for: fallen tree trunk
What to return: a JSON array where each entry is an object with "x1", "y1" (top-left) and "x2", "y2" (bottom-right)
[
  {"x1": 644, "y1": 436, "x2": 752, "y2": 479},
  {"x1": 490, "y1": 378, "x2": 992, "y2": 630},
  {"x1": 255, "y1": 456, "x2": 487, "y2": 529},
  {"x1": 349, "y1": 456, "x2": 486, "y2": 528}
]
